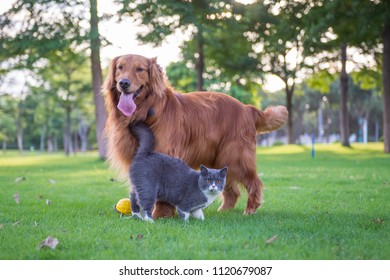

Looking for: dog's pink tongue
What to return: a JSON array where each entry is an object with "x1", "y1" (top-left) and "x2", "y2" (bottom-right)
[{"x1": 117, "y1": 92, "x2": 136, "y2": 117}]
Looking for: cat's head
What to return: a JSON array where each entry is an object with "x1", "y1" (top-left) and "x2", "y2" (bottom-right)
[{"x1": 199, "y1": 165, "x2": 228, "y2": 194}]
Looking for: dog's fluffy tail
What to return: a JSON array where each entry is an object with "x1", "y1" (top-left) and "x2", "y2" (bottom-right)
[
  {"x1": 250, "y1": 105, "x2": 289, "y2": 134},
  {"x1": 129, "y1": 122, "x2": 155, "y2": 157}
]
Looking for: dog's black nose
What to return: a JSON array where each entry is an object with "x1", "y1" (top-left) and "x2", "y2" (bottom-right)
[{"x1": 119, "y1": 79, "x2": 131, "y2": 90}]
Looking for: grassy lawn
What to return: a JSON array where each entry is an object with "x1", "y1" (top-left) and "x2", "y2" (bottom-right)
[{"x1": 0, "y1": 143, "x2": 389, "y2": 260}]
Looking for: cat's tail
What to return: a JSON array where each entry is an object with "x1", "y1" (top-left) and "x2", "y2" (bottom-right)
[{"x1": 129, "y1": 122, "x2": 155, "y2": 157}]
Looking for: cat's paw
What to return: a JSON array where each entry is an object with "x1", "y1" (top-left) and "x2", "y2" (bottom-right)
[
  {"x1": 191, "y1": 209, "x2": 204, "y2": 220},
  {"x1": 177, "y1": 208, "x2": 190, "y2": 221},
  {"x1": 131, "y1": 212, "x2": 143, "y2": 219},
  {"x1": 143, "y1": 215, "x2": 155, "y2": 223}
]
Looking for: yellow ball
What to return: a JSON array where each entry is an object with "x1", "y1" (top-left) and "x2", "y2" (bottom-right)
[{"x1": 114, "y1": 198, "x2": 132, "y2": 216}]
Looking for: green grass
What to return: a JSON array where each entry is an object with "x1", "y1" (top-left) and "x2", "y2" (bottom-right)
[{"x1": 0, "y1": 143, "x2": 389, "y2": 260}]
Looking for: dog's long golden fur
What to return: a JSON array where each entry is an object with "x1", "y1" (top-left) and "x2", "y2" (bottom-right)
[{"x1": 103, "y1": 54, "x2": 288, "y2": 217}]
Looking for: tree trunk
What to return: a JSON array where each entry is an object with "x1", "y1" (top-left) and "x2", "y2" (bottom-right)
[
  {"x1": 40, "y1": 124, "x2": 46, "y2": 152},
  {"x1": 195, "y1": 31, "x2": 204, "y2": 91},
  {"x1": 295, "y1": 110, "x2": 303, "y2": 143},
  {"x1": 79, "y1": 118, "x2": 89, "y2": 153},
  {"x1": 339, "y1": 44, "x2": 350, "y2": 147},
  {"x1": 375, "y1": 121, "x2": 379, "y2": 142},
  {"x1": 286, "y1": 85, "x2": 294, "y2": 144},
  {"x1": 2, "y1": 140, "x2": 7, "y2": 153},
  {"x1": 16, "y1": 99, "x2": 24, "y2": 154},
  {"x1": 64, "y1": 105, "x2": 72, "y2": 156},
  {"x1": 54, "y1": 137, "x2": 58, "y2": 152},
  {"x1": 383, "y1": 23, "x2": 390, "y2": 153},
  {"x1": 73, "y1": 131, "x2": 79, "y2": 154},
  {"x1": 47, "y1": 135, "x2": 54, "y2": 153},
  {"x1": 90, "y1": 0, "x2": 108, "y2": 159}
]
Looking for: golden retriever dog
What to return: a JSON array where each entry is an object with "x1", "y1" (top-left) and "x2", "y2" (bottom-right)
[{"x1": 103, "y1": 54, "x2": 288, "y2": 217}]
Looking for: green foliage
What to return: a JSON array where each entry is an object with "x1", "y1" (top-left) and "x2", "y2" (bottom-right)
[
  {"x1": 244, "y1": 0, "x2": 306, "y2": 78},
  {"x1": 302, "y1": 0, "x2": 388, "y2": 60},
  {"x1": 41, "y1": 49, "x2": 92, "y2": 106},
  {"x1": 351, "y1": 69, "x2": 382, "y2": 92},
  {"x1": 306, "y1": 71, "x2": 337, "y2": 94},
  {"x1": 229, "y1": 83, "x2": 261, "y2": 106},
  {"x1": 117, "y1": 0, "x2": 222, "y2": 46},
  {"x1": 1, "y1": 144, "x2": 389, "y2": 259},
  {"x1": 0, "y1": 0, "x2": 97, "y2": 152},
  {"x1": 166, "y1": 60, "x2": 261, "y2": 105},
  {"x1": 117, "y1": 0, "x2": 260, "y2": 94},
  {"x1": 0, "y1": 95, "x2": 17, "y2": 142},
  {"x1": 166, "y1": 61, "x2": 197, "y2": 93},
  {"x1": 0, "y1": 0, "x2": 89, "y2": 70},
  {"x1": 0, "y1": 53, "x2": 95, "y2": 151}
]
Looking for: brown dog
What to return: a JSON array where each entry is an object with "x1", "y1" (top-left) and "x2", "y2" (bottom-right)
[{"x1": 103, "y1": 54, "x2": 288, "y2": 217}]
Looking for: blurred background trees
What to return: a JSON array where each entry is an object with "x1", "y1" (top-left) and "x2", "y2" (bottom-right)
[
  {"x1": 1, "y1": 0, "x2": 389, "y2": 154},
  {"x1": 0, "y1": 0, "x2": 107, "y2": 157}
]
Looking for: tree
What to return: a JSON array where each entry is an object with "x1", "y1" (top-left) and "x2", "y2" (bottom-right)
[
  {"x1": 117, "y1": 0, "x2": 241, "y2": 91},
  {"x1": 166, "y1": 61, "x2": 198, "y2": 93},
  {"x1": 28, "y1": 85, "x2": 63, "y2": 152},
  {"x1": 0, "y1": 94, "x2": 17, "y2": 152},
  {"x1": 0, "y1": 74, "x2": 31, "y2": 153},
  {"x1": 196, "y1": 2, "x2": 260, "y2": 104},
  {"x1": 382, "y1": 22, "x2": 390, "y2": 152},
  {"x1": 349, "y1": 0, "x2": 390, "y2": 152},
  {"x1": 243, "y1": 0, "x2": 307, "y2": 144},
  {"x1": 39, "y1": 49, "x2": 92, "y2": 156},
  {"x1": 303, "y1": 1, "x2": 358, "y2": 147},
  {"x1": 305, "y1": 68, "x2": 383, "y2": 143},
  {"x1": 0, "y1": 0, "x2": 108, "y2": 157},
  {"x1": 117, "y1": 0, "x2": 261, "y2": 106},
  {"x1": 90, "y1": 0, "x2": 107, "y2": 159},
  {"x1": 303, "y1": 0, "x2": 390, "y2": 150},
  {"x1": 166, "y1": 59, "x2": 260, "y2": 105},
  {"x1": 0, "y1": 0, "x2": 86, "y2": 68},
  {"x1": 339, "y1": 43, "x2": 350, "y2": 146},
  {"x1": 116, "y1": 0, "x2": 208, "y2": 90}
]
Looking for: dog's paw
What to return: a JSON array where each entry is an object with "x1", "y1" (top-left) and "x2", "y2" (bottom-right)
[{"x1": 243, "y1": 208, "x2": 257, "y2": 215}]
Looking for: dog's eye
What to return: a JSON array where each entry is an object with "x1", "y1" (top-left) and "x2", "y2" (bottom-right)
[
  {"x1": 117, "y1": 65, "x2": 123, "y2": 70},
  {"x1": 136, "y1": 67, "x2": 144, "y2": 73}
]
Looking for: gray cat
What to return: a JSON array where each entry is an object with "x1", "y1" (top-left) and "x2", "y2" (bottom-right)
[{"x1": 129, "y1": 122, "x2": 228, "y2": 222}]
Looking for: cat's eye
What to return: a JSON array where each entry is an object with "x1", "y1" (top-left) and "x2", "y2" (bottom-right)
[
  {"x1": 216, "y1": 180, "x2": 221, "y2": 183},
  {"x1": 207, "y1": 179, "x2": 212, "y2": 183}
]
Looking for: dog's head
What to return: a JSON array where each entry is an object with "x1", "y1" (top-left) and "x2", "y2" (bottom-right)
[{"x1": 102, "y1": 54, "x2": 167, "y2": 118}]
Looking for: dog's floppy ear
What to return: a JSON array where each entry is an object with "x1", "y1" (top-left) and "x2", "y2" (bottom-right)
[
  {"x1": 101, "y1": 56, "x2": 119, "y2": 95},
  {"x1": 149, "y1": 57, "x2": 166, "y2": 97}
]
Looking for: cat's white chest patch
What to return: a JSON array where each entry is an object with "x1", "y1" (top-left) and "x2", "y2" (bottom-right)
[{"x1": 204, "y1": 191, "x2": 220, "y2": 208}]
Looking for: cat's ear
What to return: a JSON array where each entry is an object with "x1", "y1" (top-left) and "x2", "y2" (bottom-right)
[
  {"x1": 219, "y1": 167, "x2": 228, "y2": 177},
  {"x1": 200, "y1": 165, "x2": 209, "y2": 176}
]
